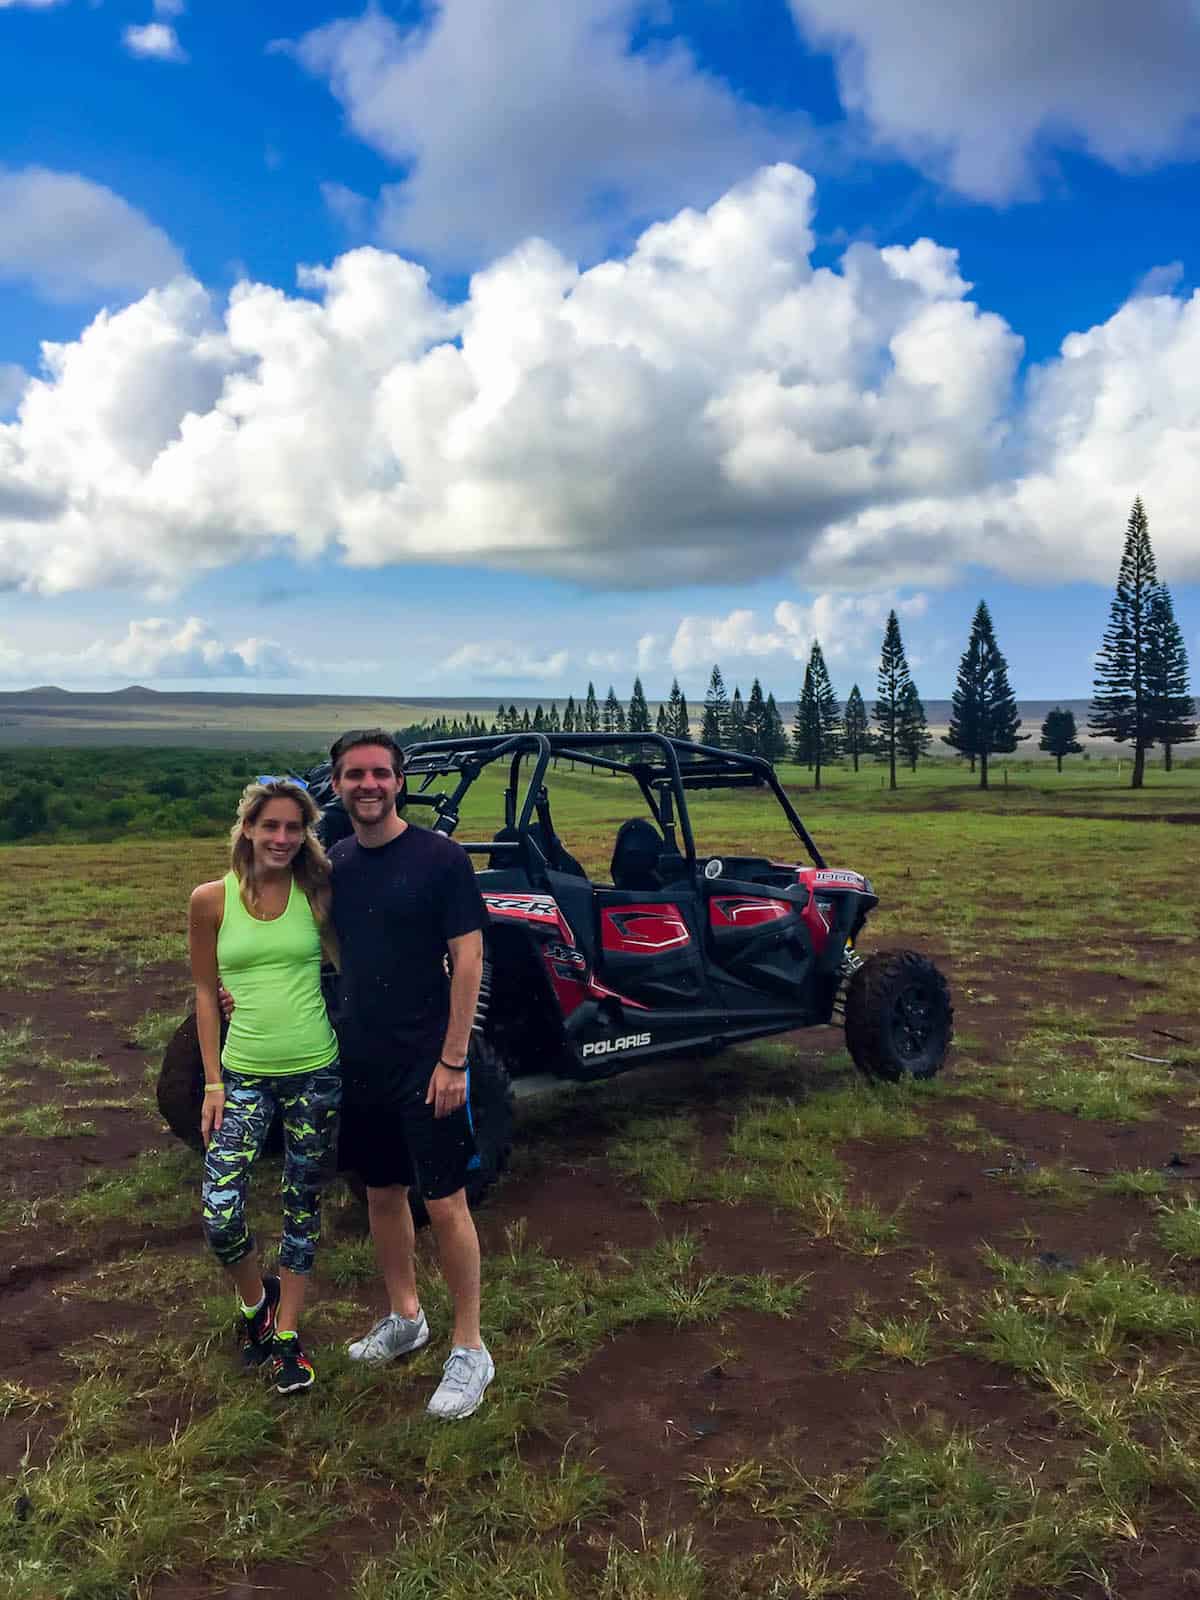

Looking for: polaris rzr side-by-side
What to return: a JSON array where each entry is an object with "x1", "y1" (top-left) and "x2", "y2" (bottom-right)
[{"x1": 158, "y1": 732, "x2": 952, "y2": 1211}]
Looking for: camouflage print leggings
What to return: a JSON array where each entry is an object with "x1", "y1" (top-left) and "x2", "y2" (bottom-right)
[{"x1": 201, "y1": 1064, "x2": 341, "y2": 1275}]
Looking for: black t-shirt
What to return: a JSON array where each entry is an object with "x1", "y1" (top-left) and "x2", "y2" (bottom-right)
[{"x1": 330, "y1": 824, "x2": 485, "y2": 1099}]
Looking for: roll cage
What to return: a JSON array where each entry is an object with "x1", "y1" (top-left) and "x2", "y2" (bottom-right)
[{"x1": 396, "y1": 731, "x2": 826, "y2": 879}]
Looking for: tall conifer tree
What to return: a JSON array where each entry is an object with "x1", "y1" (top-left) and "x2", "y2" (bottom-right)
[
  {"x1": 842, "y1": 684, "x2": 869, "y2": 772},
  {"x1": 943, "y1": 600, "x2": 1023, "y2": 789},
  {"x1": 728, "y1": 686, "x2": 753, "y2": 753},
  {"x1": 655, "y1": 702, "x2": 670, "y2": 735},
  {"x1": 1145, "y1": 585, "x2": 1196, "y2": 771},
  {"x1": 764, "y1": 693, "x2": 788, "y2": 763},
  {"x1": 1089, "y1": 498, "x2": 1159, "y2": 789},
  {"x1": 562, "y1": 695, "x2": 576, "y2": 734},
  {"x1": 898, "y1": 681, "x2": 931, "y2": 772},
  {"x1": 701, "y1": 665, "x2": 729, "y2": 747},
  {"x1": 795, "y1": 643, "x2": 840, "y2": 788},
  {"x1": 745, "y1": 678, "x2": 768, "y2": 756},
  {"x1": 627, "y1": 676, "x2": 652, "y2": 733},
  {"x1": 665, "y1": 678, "x2": 687, "y2": 738},
  {"x1": 583, "y1": 682, "x2": 600, "y2": 733},
  {"x1": 874, "y1": 610, "x2": 912, "y2": 791}
]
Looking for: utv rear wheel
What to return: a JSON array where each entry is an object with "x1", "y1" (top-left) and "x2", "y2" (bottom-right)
[
  {"x1": 844, "y1": 950, "x2": 952, "y2": 1082},
  {"x1": 405, "y1": 1035, "x2": 515, "y2": 1227}
]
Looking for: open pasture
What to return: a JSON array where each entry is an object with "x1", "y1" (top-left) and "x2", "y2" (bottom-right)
[{"x1": 0, "y1": 761, "x2": 1198, "y2": 1599}]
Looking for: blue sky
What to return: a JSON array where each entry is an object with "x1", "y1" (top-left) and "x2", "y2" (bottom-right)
[{"x1": 1, "y1": 0, "x2": 1198, "y2": 704}]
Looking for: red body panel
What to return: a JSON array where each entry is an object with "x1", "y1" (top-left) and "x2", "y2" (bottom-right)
[
  {"x1": 600, "y1": 903, "x2": 691, "y2": 954},
  {"x1": 708, "y1": 896, "x2": 791, "y2": 929}
]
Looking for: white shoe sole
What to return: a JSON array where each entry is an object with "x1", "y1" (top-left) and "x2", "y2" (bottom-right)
[
  {"x1": 427, "y1": 1366, "x2": 495, "y2": 1420},
  {"x1": 347, "y1": 1322, "x2": 430, "y2": 1363}
]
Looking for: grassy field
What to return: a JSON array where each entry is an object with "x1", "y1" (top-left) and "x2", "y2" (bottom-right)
[{"x1": 0, "y1": 760, "x2": 1198, "y2": 1598}]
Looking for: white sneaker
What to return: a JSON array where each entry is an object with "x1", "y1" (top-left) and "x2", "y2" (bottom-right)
[
  {"x1": 347, "y1": 1309, "x2": 430, "y2": 1363},
  {"x1": 426, "y1": 1344, "x2": 495, "y2": 1419}
]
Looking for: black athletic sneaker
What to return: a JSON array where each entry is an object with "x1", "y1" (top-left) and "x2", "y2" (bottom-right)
[
  {"x1": 268, "y1": 1333, "x2": 315, "y2": 1394},
  {"x1": 239, "y1": 1275, "x2": 281, "y2": 1369}
]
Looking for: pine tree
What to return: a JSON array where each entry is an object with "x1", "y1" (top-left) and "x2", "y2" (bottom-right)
[
  {"x1": 728, "y1": 686, "x2": 753, "y2": 753},
  {"x1": 562, "y1": 695, "x2": 576, "y2": 734},
  {"x1": 665, "y1": 677, "x2": 688, "y2": 738},
  {"x1": 1039, "y1": 707, "x2": 1082, "y2": 773},
  {"x1": 583, "y1": 682, "x2": 600, "y2": 733},
  {"x1": 763, "y1": 692, "x2": 788, "y2": 764},
  {"x1": 506, "y1": 703, "x2": 519, "y2": 732},
  {"x1": 842, "y1": 684, "x2": 869, "y2": 772},
  {"x1": 701, "y1": 664, "x2": 729, "y2": 747},
  {"x1": 627, "y1": 676, "x2": 651, "y2": 733},
  {"x1": 495, "y1": 703, "x2": 505, "y2": 734},
  {"x1": 942, "y1": 600, "x2": 1024, "y2": 789},
  {"x1": 532, "y1": 703, "x2": 546, "y2": 732},
  {"x1": 1145, "y1": 585, "x2": 1196, "y2": 771},
  {"x1": 898, "y1": 680, "x2": 931, "y2": 772},
  {"x1": 792, "y1": 669, "x2": 813, "y2": 768},
  {"x1": 547, "y1": 701, "x2": 561, "y2": 733},
  {"x1": 602, "y1": 685, "x2": 621, "y2": 735},
  {"x1": 655, "y1": 702, "x2": 670, "y2": 735},
  {"x1": 874, "y1": 610, "x2": 912, "y2": 791},
  {"x1": 521, "y1": 708, "x2": 532, "y2": 731},
  {"x1": 745, "y1": 678, "x2": 768, "y2": 757},
  {"x1": 795, "y1": 643, "x2": 840, "y2": 788},
  {"x1": 1089, "y1": 498, "x2": 1160, "y2": 789}
]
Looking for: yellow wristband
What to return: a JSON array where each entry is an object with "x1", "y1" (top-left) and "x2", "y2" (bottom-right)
[{"x1": 203, "y1": 1083, "x2": 226, "y2": 1094}]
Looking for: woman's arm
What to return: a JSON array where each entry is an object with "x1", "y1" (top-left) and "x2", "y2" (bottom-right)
[{"x1": 188, "y1": 881, "x2": 225, "y2": 1147}]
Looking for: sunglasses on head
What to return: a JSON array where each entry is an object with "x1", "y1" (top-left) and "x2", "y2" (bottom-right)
[{"x1": 256, "y1": 774, "x2": 310, "y2": 791}]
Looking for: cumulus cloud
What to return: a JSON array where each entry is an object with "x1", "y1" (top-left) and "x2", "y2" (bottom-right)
[
  {"x1": 666, "y1": 591, "x2": 927, "y2": 673},
  {"x1": 289, "y1": 0, "x2": 802, "y2": 264},
  {"x1": 0, "y1": 167, "x2": 184, "y2": 302},
  {"x1": 122, "y1": 22, "x2": 188, "y2": 62},
  {"x1": 440, "y1": 642, "x2": 569, "y2": 681},
  {"x1": 80, "y1": 617, "x2": 299, "y2": 679},
  {"x1": 788, "y1": 0, "x2": 1200, "y2": 202},
  {"x1": 0, "y1": 163, "x2": 1197, "y2": 598}
]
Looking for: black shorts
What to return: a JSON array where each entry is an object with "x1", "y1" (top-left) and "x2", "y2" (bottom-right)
[{"x1": 338, "y1": 1065, "x2": 477, "y2": 1200}]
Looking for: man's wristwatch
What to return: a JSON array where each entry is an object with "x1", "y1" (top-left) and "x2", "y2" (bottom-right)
[{"x1": 438, "y1": 1057, "x2": 468, "y2": 1072}]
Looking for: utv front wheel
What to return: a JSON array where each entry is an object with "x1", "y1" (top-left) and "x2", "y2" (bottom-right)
[{"x1": 844, "y1": 950, "x2": 952, "y2": 1082}]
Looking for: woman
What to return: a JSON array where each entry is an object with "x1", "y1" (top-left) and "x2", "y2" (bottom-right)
[{"x1": 189, "y1": 776, "x2": 340, "y2": 1395}]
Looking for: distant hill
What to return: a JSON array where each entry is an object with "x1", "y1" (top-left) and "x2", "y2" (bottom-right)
[{"x1": 0, "y1": 684, "x2": 1132, "y2": 753}]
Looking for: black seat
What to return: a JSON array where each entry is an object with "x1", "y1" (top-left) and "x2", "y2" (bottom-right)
[
  {"x1": 609, "y1": 818, "x2": 666, "y2": 891},
  {"x1": 488, "y1": 823, "x2": 587, "y2": 877}
]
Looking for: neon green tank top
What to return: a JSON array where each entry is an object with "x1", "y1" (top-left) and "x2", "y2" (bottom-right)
[{"x1": 217, "y1": 872, "x2": 339, "y2": 1077}]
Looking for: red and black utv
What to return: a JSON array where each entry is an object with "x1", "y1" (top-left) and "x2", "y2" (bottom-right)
[{"x1": 158, "y1": 732, "x2": 951, "y2": 1212}]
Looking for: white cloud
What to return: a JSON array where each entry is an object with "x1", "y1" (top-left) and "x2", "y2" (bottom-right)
[
  {"x1": 80, "y1": 617, "x2": 299, "y2": 679},
  {"x1": 154, "y1": 0, "x2": 185, "y2": 14},
  {"x1": 788, "y1": 0, "x2": 1200, "y2": 202},
  {"x1": 122, "y1": 22, "x2": 188, "y2": 63},
  {"x1": 440, "y1": 642, "x2": 569, "y2": 682},
  {"x1": 321, "y1": 180, "x2": 370, "y2": 235},
  {"x1": 0, "y1": 164, "x2": 1198, "y2": 600},
  {"x1": 0, "y1": 167, "x2": 184, "y2": 302},
  {"x1": 666, "y1": 591, "x2": 927, "y2": 673},
  {"x1": 0, "y1": 0, "x2": 66, "y2": 8},
  {"x1": 1135, "y1": 261, "x2": 1185, "y2": 299},
  {"x1": 289, "y1": 0, "x2": 803, "y2": 265}
]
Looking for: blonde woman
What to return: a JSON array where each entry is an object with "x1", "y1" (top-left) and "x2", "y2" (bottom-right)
[{"x1": 189, "y1": 777, "x2": 340, "y2": 1394}]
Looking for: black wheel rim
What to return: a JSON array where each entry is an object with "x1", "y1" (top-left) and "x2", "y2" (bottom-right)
[{"x1": 893, "y1": 984, "x2": 936, "y2": 1061}]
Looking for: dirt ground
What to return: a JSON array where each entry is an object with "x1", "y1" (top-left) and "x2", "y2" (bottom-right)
[{"x1": 3, "y1": 921, "x2": 1200, "y2": 1598}]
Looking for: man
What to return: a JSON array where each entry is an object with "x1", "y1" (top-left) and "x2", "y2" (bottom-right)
[{"x1": 327, "y1": 727, "x2": 493, "y2": 1419}]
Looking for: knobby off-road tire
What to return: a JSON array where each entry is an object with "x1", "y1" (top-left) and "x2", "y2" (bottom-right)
[
  {"x1": 341, "y1": 1035, "x2": 515, "y2": 1227},
  {"x1": 156, "y1": 1013, "x2": 285, "y2": 1154},
  {"x1": 844, "y1": 950, "x2": 953, "y2": 1082}
]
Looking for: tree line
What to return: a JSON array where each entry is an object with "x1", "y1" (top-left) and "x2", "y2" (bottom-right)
[{"x1": 428, "y1": 498, "x2": 1190, "y2": 793}]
